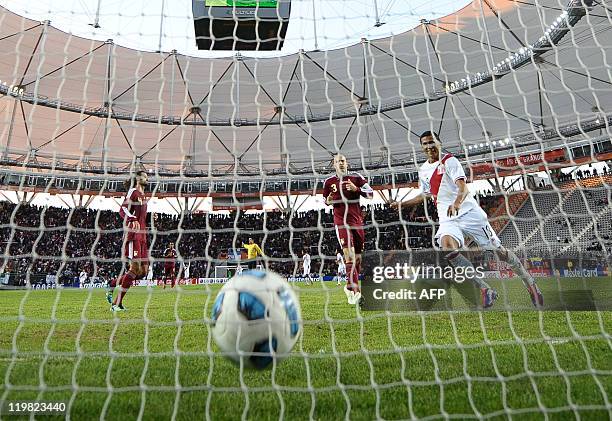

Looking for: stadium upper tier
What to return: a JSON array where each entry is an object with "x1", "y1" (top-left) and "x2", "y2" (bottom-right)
[{"x1": 0, "y1": 0, "x2": 610, "y2": 175}]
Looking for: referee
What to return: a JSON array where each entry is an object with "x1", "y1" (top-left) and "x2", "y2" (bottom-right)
[{"x1": 242, "y1": 238, "x2": 263, "y2": 269}]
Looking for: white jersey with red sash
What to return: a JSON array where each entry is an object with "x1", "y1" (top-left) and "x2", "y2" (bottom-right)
[{"x1": 418, "y1": 153, "x2": 478, "y2": 222}]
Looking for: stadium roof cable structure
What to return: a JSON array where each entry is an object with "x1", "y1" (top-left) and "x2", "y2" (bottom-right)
[{"x1": 0, "y1": 0, "x2": 610, "y2": 177}]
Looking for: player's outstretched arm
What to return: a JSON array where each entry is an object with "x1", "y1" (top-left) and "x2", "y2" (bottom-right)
[{"x1": 390, "y1": 194, "x2": 426, "y2": 211}]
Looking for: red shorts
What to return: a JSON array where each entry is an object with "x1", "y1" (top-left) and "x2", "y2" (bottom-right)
[
  {"x1": 124, "y1": 239, "x2": 149, "y2": 262},
  {"x1": 335, "y1": 225, "x2": 365, "y2": 254},
  {"x1": 164, "y1": 265, "x2": 175, "y2": 277}
]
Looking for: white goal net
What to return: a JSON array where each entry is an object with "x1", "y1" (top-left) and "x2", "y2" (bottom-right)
[{"x1": 0, "y1": 0, "x2": 611, "y2": 419}]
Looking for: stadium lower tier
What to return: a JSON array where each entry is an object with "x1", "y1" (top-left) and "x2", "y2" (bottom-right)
[{"x1": 0, "y1": 177, "x2": 609, "y2": 283}]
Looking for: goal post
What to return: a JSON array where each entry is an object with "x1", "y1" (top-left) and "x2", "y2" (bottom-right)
[{"x1": 214, "y1": 264, "x2": 239, "y2": 279}]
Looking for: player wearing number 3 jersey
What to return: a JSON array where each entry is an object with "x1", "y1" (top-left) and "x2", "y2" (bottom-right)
[
  {"x1": 323, "y1": 154, "x2": 373, "y2": 306},
  {"x1": 392, "y1": 131, "x2": 543, "y2": 309}
]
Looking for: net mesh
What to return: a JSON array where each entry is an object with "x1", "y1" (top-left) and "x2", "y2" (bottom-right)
[{"x1": 0, "y1": 0, "x2": 611, "y2": 419}]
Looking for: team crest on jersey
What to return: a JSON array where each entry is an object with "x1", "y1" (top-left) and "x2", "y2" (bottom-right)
[
  {"x1": 437, "y1": 164, "x2": 446, "y2": 175},
  {"x1": 134, "y1": 251, "x2": 139, "y2": 256}
]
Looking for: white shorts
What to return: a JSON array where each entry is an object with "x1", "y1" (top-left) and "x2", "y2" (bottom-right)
[
  {"x1": 434, "y1": 207, "x2": 501, "y2": 249},
  {"x1": 338, "y1": 265, "x2": 346, "y2": 275},
  {"x1": 303, "y1": 266, "x2": 310, "y2": 276}
]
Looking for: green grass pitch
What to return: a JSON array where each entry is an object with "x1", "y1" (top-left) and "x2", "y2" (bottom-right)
[{"x1": 1, "y1": 279, "x2": 611, "y2": 420}]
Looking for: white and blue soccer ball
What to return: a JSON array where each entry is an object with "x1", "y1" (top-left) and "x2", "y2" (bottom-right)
[{"x1": 211, "y1": 270, "x2": 302, "y2": 369}]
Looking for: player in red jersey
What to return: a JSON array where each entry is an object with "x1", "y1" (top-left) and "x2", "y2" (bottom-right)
[
  {"x1": 323, "y1": 154, "x2": 373, "y2": 305},
  {"x1": 106, "y1": 170, "x2": 153, "y2": 311},
  {"x1": 163, "y1": 242, "x2": 177, "y2": 289}
]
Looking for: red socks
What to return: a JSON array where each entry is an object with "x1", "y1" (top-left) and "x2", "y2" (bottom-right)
[
  {"x1": 345, "y1": 262, "x2": 360, "y2": 293},
  {"x1": 114, "y1": 272, "x2": 136, "y2": 305}
]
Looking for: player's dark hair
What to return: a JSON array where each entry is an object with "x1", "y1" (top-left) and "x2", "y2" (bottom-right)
[
  {"x1": 419, "y1": 131, "x2": 440, "y2": 143},
  {"x1": 124, "y1": 170, "x2": 147, "y2": 190}
]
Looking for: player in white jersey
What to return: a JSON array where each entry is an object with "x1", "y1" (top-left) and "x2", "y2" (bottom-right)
[
  {"x1": 392, "y1": 131, "x2": 543, "y2": 309},
  {"x1": 302, "y1": 251, "x2": 312, "y2": 285},
  {"x1": 336, "y1": 250, "x2": 346, "y2": 285},
  {"x1": 79, "y1": 270, "x2": 88, "y2": 288}
]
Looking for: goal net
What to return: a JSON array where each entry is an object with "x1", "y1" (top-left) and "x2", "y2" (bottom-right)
[{"x1": 0, "y1": 0, "x2": 611, "y2": 418}]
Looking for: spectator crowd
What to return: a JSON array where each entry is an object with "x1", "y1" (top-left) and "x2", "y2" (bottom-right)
[{"x1": 0, "y1": 193, "x2": 502, "y2": 281}]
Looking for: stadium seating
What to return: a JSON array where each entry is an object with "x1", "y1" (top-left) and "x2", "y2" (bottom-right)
[
  {"x1": 499, "y1": 175, "x2": 611, "y2": 256},
  {"x1": 0, "y1": 179, "x2": 607, "y2": 283}
]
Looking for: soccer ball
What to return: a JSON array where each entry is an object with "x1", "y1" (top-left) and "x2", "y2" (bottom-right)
[{"x1": 211, "y1": 270, "x2": 302, "y2": 369}]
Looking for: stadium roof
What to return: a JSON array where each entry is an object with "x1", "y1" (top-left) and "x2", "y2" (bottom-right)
[
  {"x1": 0, "y1": 0, "x2": 610, "y2": 177},
  {"x1": 0, "y1": 0, "x2": 469, "y2": 58}
]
